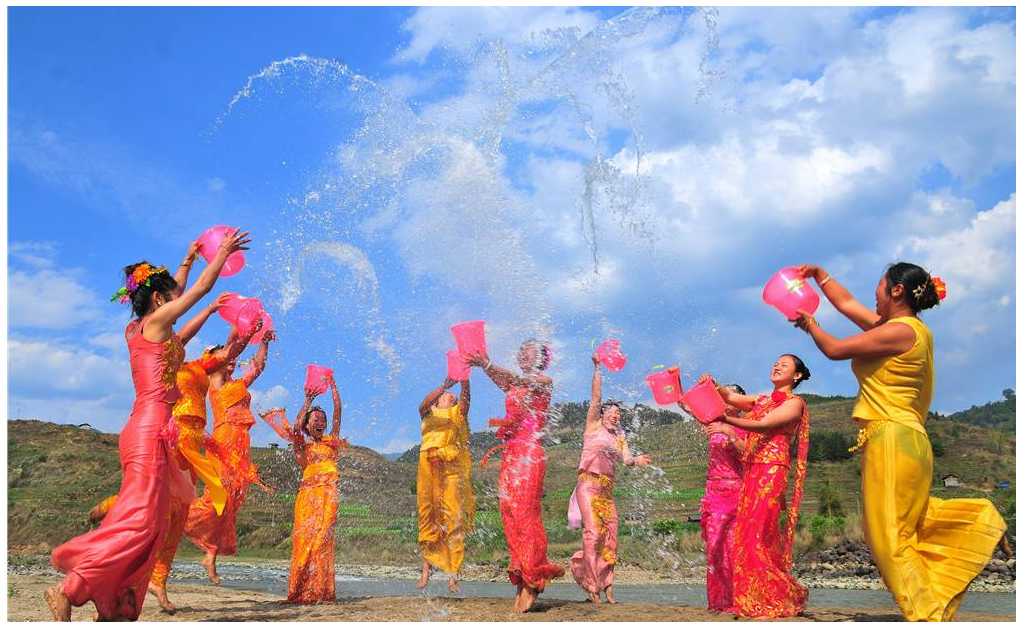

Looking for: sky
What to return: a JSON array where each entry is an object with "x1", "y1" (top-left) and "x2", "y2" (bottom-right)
[{"x1": 8, "y1": 6, "x2": 1016, "y2": 454}]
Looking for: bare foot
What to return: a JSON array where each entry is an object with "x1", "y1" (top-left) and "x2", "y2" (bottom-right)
[
  {"x1": 146, "y1": 584, "x2": 176, "y2": 613},
  {"x1": 522, "y1": 586, "x2": 539, "y2": 612},
  {"x1": 201, "y1": 552, "x2": 221, "y2": 585},
  {"x1": 604, "y1": 586, "x2": 617, "y2": 604},
  {"x1": 416, "y1": 561, "x2": 431, "y2": 590},
  {"x1": 44, "y1": 585, "x2": 71, "y2": 622},
  {"x1": 512, "y1": 586, "x2": 528, "y2": 614},
  {"x1": 587, "y1": 591, "x2": 601, "y2": 603},
  {"x1": 447, "y1": 577, "x2": 460, "y2": 594}
]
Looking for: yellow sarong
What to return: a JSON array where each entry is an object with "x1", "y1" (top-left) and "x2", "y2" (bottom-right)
[
  {"x1": 172, "y1": 361, "x2": 227, "y2": 515},
  {"x1": 417, "y1": 405, "x2": 475, "y2": 574}
]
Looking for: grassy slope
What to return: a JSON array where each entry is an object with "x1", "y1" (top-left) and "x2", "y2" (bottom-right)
[{"x1": 8, "y1": 398, "x2": 1016, "y2": 567}]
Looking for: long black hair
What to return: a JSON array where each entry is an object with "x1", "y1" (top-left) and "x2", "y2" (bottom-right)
[{"x1": 885, "y1": 262, "x2": 940, "y2": 314}]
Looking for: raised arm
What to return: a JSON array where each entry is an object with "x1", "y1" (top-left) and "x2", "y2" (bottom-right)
[
  {"x1": 586, "y1": 356, "x2": 602, "y2": 429},
  {"x1": 329, "y1": 375, "x2": 342, "y2": 437},
  {"x1": 145, "y1": 229, "x2": 251, "y2": 339},
  {"x1": 795, "y1": 312, "x2": 915, "y2": 361},
  {"x1": 458, "y1": 379, "x2": 470, "y2": 419},
  {"x1": 468, "y1": 352, "x2": 550, "y2": 392},
  {"x1": 798, "y1": 264, "x2": 880, "y2": 331},
  {"x1": 721, "y1": 398, "x2": 804, "y2": 433},
  {"x1": 292, "y1": 391, "x2": 316, "y2": 466},
  {"x1": 172, "y1": 241, "x2": 202, "y2": 289},
  {"x1": 242, "y1": 329, "x2": 275, "y2": 387},
  {"x1": 419, "y1": 378, "x2": 456, "y2": 418},
  {"x1": 177, "y1": 292, "x2": 233, "y2": 345}
]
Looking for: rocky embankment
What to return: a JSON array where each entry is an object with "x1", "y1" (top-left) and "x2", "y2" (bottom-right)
[{"x1": 794, "y1": 540, "x2": 1015, "y2": 592}]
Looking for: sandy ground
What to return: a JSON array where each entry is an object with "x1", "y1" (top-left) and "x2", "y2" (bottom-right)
[{"x1": 7, "y1": 575, "x2": 1013, "y2": 622}]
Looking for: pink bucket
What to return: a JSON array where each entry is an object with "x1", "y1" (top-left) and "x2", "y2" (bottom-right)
[
  {"x1": 216, "y1": 293, "x2": 248, "y2": 325},
  {"x1": 305, "y1": 364, "x2": 334, "y2": 396},
  {"x1": 234, "y1": 298, "x2": 263, "y2": 336},
  {"x1": 645, "y1": 366, "x2": 683, "y2": 405},
  {"x1": 248, "y1": 311, "x2": 274, "y2": 345},
  {"x1": 451, "y1": 320, "x2": 487, "y2": 357},
  {"x1": 680, "y1": 379, "x2": 727, "y2": 424},
  {"x1": 260, "y1": 408, "x2": 292, "y2": 440},
  {"x1": 197, "y1": 225, "x2": 246, "y2": 278},
  {"x1": 762, "y1": 266, "x2": 820, "y2": 321},
  {"x1": 447, "y1": 350, "x2": 470, "y2": 382},
  {"x1": 595, "y1": 339, "x2": 626, "y2": 372}
]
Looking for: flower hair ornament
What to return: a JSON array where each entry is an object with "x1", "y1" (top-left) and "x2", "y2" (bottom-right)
[
  {"x1": 912, "y1": 274, "x2": 947, "y2": 303},
  {"x1": 110, "y1": 263, "x2": 168, "y2": 304}
]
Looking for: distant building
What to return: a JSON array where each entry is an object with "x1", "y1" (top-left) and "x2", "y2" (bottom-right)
[
  {"x1": 998, "y1": 481, "x2": 1010, "y2": 489},
  {"x1": 76, "y1": 423, "x2": 101, "y2": 433},
  {"x1": 942, "y1": 474, "x2": 961, "y2": 488},
  {"x1": 269, "y1": 443, "x2": 280, "y2": 449}
]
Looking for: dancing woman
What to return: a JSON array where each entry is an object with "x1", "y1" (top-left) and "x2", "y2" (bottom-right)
[
  {"x1": 286, "y1": 376, "x2": 346, "y2": 603},
  {"x1": 184, "y1": 325, "x2": 276, "y2": 583},
  {"x1": 793, "y1": 262, "x2": 1006, "y2": 621},
  {"x1": 470, "y1": 340, "x2": 565, "y2": 613},
  {"x1": 416, "y1": 376, "x2": 475, "y2": 593},
  {"x1": 568, "y1": 354, "x2": 650, "y2": 603},
  {"x1": 680, "y1": 384, "x2": 748, "y2": 612},
  {"x1": 699, "y1": 354, "x2": 811, "y2": 618},
  {"x1": 46, "y1": 230, "x2": 250, "y2": 621}
]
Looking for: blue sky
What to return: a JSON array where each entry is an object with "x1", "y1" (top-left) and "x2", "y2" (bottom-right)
[{"x1": 8, "y1": 7, "x2": 1016, "y2": 453}]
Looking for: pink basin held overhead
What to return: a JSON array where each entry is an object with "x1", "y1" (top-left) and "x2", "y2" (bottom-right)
[
  {"x1": 680, "y1": 379, "x2": 727, "y2": 424},
  {"x1": 197, "y1": 225, "x2": 246, "y2": 278},
  {"x1": 762, "y1": 266, "x2": 820, "y2": 321},
  {"x1": 594, "y1": 339, "x2": 626, "y2": 372},
  {"x1": 451, "y1": 320, "x2": 487, "y2": 357},
  {"x1": 646, "y1": 366, "x2": 683, "y2": 405},
  {"x1": 447, "y1": 350, "x2": 471, "y2": 382},
  {"x1": 234, "y1": 298, "x2": 263, "y2": 337},
  {"x1": 305, "y1": 364, "x2": 334, "y2": 396}
]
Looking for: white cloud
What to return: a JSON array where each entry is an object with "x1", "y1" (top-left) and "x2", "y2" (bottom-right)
[
  {"x1": 379, "y1": 436, "x2": 418, "y2": 455},
  {"x1": 9, "y1": 267, "x2": 105, "y2": 329},
  {"x1": 249, "y1": 384, "x2": 290, "y2": 413}
]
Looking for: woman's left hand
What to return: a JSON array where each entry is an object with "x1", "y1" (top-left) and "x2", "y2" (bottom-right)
[
  {"x1": 793, "y1": 309, "x2": 817, "y2": 333},
  {"x1": 704, "y1": 422, "x2": 734, "y2": 437},
  {"x1": 635, "y1": 454, "x2": 651, "y2": 466}
]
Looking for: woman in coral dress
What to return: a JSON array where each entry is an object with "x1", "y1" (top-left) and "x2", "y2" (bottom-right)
[
  {"x1": 794, "y1": 262, "x2": 1007, "y2": 621},
  {"x1": 46, "y1": 230, "x2": 250, "y2": 621},
  {"x1": 416, "y1": 376, "x2": 475, "y2": 593},
  {"x1": 680, "y1": 383, "x2": 748, "y2": 612},
  {"x1": 701, "y1": 354, "x2": 812, "y2": 618},
  {"x1": 184, "y1": 322, "x2": 276, "y2": 583},
  {"x1": 471, "y1": 340, "x2": 565, "y2": 613},
  {"x1": 568, "y1": 354, "x2": 650, "y2": 604},
  {"x1": 286, "y1": 375, "x2": 346, "y2": 603}
]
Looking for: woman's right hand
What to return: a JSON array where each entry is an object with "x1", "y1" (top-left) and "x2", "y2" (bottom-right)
[
  {"x1": 698, "y1": 373, "x2": 715, "y2": 386},
  {"x1": 209, "y1": 292, "x2": 233, "y2": 313},
  {"x1": 704, "y1": 422, "x2": 734, "y2": 438},
  {"x1": 797, "y1": 264, "x2": 826, "y2": 283},
  {"x1": 591, "y1": 354, "x2": 600, "y2": 367},
  {"x1": 468, "y1": 353, "x2": 490, "y2": 368},
  {"x1": 216, "y1": 228, "x2": 252, "y2": 259}
]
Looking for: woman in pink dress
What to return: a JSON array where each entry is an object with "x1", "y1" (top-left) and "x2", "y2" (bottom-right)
[
  {"x1": 568, "y1": 354, "x2": 651, "y2": 603},
  {"x1": 471, "y1": 340, "x2": 565, "y2": 613},
  {"x1": 46, "y1": 230, "x2": 251, "y2": 621},
  {"x1": 700, "y1": 354, "x2": 811, "y2": 619},
  {"x1": 680, "y1": 383, "x2": 748, "y2": 612}
]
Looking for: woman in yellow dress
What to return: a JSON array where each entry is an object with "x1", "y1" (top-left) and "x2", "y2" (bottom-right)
[
  {"x1": 415, "y1": 376, "x2": 474, "y2": 594},
  {"x1": 286, "y1": 375, "x2": 346, "y2": 603},
  {"x1": 794, "y1": 262, "x2": 1006, "y2": 621}
]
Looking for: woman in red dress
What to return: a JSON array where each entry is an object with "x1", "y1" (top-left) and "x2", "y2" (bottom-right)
[
  {"x1": 471, "y1": 340, "x2": 565, "y2": 613},
  {"x1": 46, "y1": 230, "x2": 250, "y2": 621}
]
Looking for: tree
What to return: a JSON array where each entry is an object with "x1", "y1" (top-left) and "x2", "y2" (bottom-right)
[{"x1": 818, "y1": 480, "x2": 845, "y2": 517}]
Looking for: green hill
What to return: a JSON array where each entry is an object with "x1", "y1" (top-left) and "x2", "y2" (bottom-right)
[
  {"x1": 7, "y1": 395, "x2": 1016, "y2": 570},
  {"x1": 939, "y1": 389, "x2": 1015, "y2": 433}
]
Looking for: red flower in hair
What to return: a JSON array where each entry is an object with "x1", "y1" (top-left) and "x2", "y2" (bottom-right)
[{"x1": 932, "y1": 277, "x2": 947, "y2": 301}]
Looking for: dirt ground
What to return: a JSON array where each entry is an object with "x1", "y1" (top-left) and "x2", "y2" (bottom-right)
[{"x1": 7, "y1": 575, "x2": 1013, "y2": 622}]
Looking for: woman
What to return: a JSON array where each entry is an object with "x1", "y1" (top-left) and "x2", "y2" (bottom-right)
[
  {"x1": 568, "y1": 354, "x2": 651, "y2": 604},
  {"x1": 286, "y1": 376, "x2": 346, "y2": 603},
  {"x1": 184, "y1": 323, "x2": 276, "y2": 584},
  {"x1": 680, "y1": 383, "x2": 747, "y2": 612},
  {"x1": 148, "y1": 311, "x2": 264, "y2": 612},
  {"x1": 470, "y1": 340, "x2": 565, "y2": 613},
  {"x1": 46, "y1": 230, "x2": 250, "y2": 621},
  {"x1": 416, "y1": 376, "x2": 475, "y2": 594},
  {"x1": 700, "y1": 354, "x2": 811, "y2": 618},
  {"x1": 793, "y1": 262, "x2": 1006, "y2": 621}
]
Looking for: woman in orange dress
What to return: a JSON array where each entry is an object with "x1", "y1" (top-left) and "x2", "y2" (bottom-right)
[
  {"x1": 700, "y1": 354, "x2": 811, "y2": 619},
  {"x1": 470, "y1": 340, "x2": 565, "y2": 613},
  {"x1": 184, "y1": 324, "x2": 276, "y2": 584},
  {"x1": 46, "y1": 230, "x2": 251, "y2": 621},
  {"x1": 286, "y1": 375, "x2": 346, "y2": 603}
]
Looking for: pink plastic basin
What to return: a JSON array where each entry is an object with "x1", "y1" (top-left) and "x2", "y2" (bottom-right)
[
  {"x1": 447, "y1": 350, "x2": 471, "y2": 382},
  {"x1": 197, "y1": 225, "x2": 246, "y2": 278},
  {"x1": 680, "y1": 379, "x2": 727, "y2": 424},
  {"x1": 305, "y1": 364, "x2": 334, "y2": 396},
  {"x1": 762, "y1": 266, "x2": 820, "y2": 321},
  {"x1": 645, "y1": 366, "x2": 683, "y2": 405},
  {"x1": 595, "y1": 339, "x2": 626, "y2": 372},
  {"x1": 451, "y1": 320, "x2": 487, "y2": 357}
]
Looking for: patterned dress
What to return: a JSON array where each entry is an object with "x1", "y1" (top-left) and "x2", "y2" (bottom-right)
[{"x1": 702, "y1": 424, "x2": 747, "y2": 611}]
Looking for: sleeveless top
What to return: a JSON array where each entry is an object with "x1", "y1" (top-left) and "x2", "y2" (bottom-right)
[
  {"x1": 172, "y1": 360, "x2": 209, "y2": 421},
  {"x1": 210, "y1": 379, "x2": 255, "y2": 428},
  {"x1": 298, "y1": 434, "x2": 345, "y2": 482},
  {"x1": 578, "y1": 427, "x2": 622, "y2": 478},
  {"x1": 126, "y1": 316, "x2": 185, "y2": 410},
  {"x1": 851, "y1": 316, "x2": 934, "y2": 436},
  {"x1": 497, "y1": 383, "x2": 550, "y2": 442}
]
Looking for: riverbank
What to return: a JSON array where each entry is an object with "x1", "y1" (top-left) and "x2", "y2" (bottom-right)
[{"x1": 6, "y1": 574, "x2": 1014, "y2": 622}]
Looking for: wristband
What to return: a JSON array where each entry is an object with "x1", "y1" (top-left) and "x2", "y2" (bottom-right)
[{"x1": 819, "y1": 275, "x2": 833, "y2": 287}]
